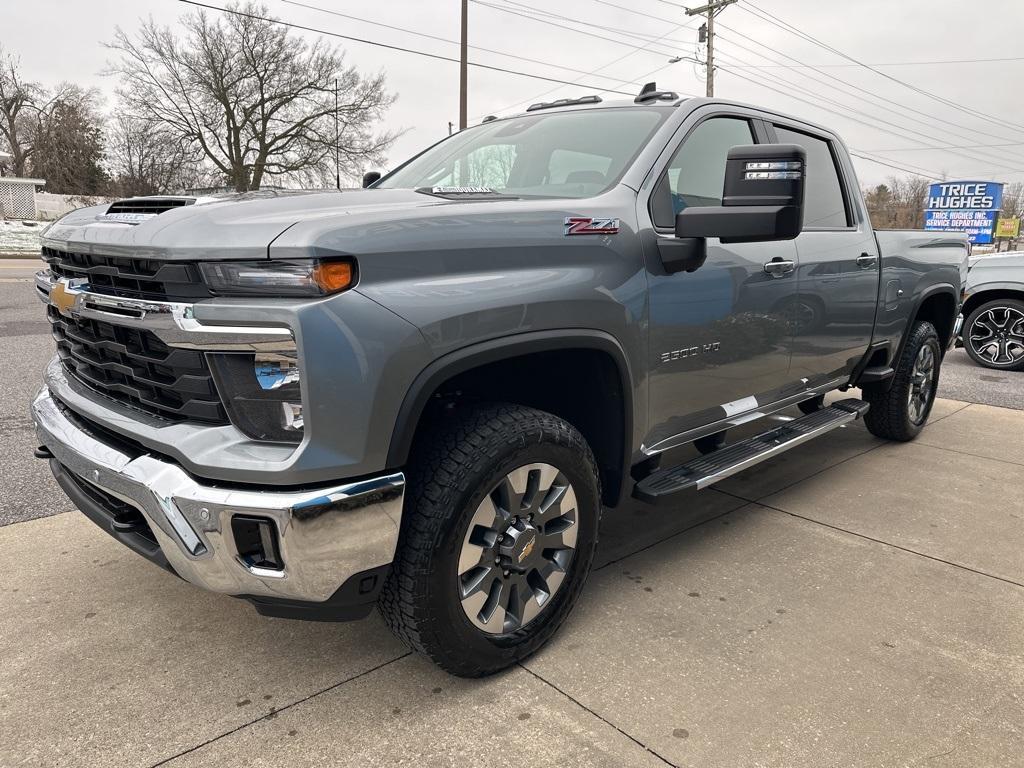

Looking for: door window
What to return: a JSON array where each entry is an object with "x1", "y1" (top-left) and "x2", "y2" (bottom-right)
[
  {"x1": 774, "y1": 126, "x2": 850, "y2": 228},
  {"x1": 651, "y1": 117, "x2": 755, "y2": 228}
]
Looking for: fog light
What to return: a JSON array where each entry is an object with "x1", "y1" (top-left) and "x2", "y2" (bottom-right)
[
  {"x1": 232, "y1": 515, "x2": 283, "y2": 572},
  {"x1": 209, "y1": 353, "x2": 304, "y2": 443}
]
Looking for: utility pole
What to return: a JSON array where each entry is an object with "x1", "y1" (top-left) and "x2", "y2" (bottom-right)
[
  {"x1": 685, "y1": 0, "x2": 737, "y2": 97},
  {"x1": 459, "y1": 0, "x2": 468, "y2": 130},
  {"x1": 334, "y1": 77, "x2": 341, "y2": 190}
]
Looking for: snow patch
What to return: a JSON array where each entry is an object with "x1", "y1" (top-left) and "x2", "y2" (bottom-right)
[{"x1": 0, "y1": 219, "x2": 43, "y2": 254}]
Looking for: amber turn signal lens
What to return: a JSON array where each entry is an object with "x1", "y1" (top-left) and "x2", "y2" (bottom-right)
[{"x1": 312, "y1": 261, "x2": 354, "y2": 293}]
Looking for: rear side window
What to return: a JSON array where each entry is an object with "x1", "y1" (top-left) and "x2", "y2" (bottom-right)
[
  {"x1": 651, "y1": 116, "x2": 754, "y2": 228},
  {"x1": 774, "y1": 126, "x2": 850, "y2": 228}
]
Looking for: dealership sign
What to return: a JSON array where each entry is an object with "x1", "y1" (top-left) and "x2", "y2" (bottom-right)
[
  {"x1": 995, "y1": 217, "x2": 1020, "y2": 239},
  {"x1": 924, "y1": 181, "x2": 1003, "y2": 244}
]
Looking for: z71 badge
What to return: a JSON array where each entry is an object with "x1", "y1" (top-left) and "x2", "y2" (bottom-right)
[{"x1": 564, "y1": 217, "x2": 620, "y2": 236}]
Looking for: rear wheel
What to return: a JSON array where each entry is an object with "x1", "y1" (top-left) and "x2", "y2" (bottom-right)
[
  {"x1": 378, "y1": 403, "x2": 601, "y2": 677},
  {"x1": 863, "y1": 320, "x2": 941, "y2": 442},
  {"x1": 963, "y1": 299, "x2": 1024, "y2": 371}
]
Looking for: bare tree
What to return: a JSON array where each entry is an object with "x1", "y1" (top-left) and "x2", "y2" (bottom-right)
[
  {"x1": 863, "y1": 174, "x2": 930, "y2": 229},
  {"x1": 107, "y1": 111, "x2": 218, "y2": 195},
  {"x1": 31, "y1": 85, "x2": 109, "y2": 194},
  {"x1": 0, "y1": 46, "x2": 44, "y2": 177},
  {"x1": 106, "y1": 2, "x2": 396, "y2": 191},
  {"x1": 1000, "y1": 181, "x2": 1024, "y2": 219}
]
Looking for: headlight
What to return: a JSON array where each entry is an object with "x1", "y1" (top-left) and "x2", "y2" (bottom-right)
[
  {"x1": 199, "y1": 259, "x2": 355, "y2": 297},
  {"x1": 209, "y1": 353, "x2": 304, "y2": 443}
]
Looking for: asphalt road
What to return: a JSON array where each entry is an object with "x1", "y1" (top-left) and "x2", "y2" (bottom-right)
[
  {"x1": 1, "y1": 256, "x2": 1021, "y2": 527},
  {"x1": 0, "y1": 260, "x2": 70, "y2": 527}
]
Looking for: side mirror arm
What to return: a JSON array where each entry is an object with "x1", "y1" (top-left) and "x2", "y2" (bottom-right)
[{"x1": 657, "y1": 236, "x2": 707, "y2": 274}]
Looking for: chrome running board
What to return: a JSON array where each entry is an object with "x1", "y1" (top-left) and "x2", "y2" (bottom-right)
[{"x1": 633, "y1": 399, "x2": 870, "y2": 504}]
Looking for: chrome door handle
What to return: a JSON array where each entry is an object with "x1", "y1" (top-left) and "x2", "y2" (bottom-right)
[
  {"x1": 857, "y1": 253, "x2": 878, "y2": 269},
  {"x1": 764, "y1": 258, "x2": 796, "y2": 278}
]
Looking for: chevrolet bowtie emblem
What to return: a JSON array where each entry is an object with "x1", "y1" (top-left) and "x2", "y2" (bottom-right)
[
  {"x1": 49, "y1": 281, "x2": 78, "y2": 315},
  {"x1": 518, "y1": 537, "x2": 535, "y2": 563}
]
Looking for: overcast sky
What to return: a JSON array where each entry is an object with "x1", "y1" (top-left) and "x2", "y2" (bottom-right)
[{"x1": 5, "y1": 0, "x2": 1024, "y2": 187}]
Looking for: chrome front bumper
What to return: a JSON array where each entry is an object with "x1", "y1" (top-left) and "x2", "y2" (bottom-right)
[{"x1": 32, "y1": 387, "x2": 405, "y2": 603}]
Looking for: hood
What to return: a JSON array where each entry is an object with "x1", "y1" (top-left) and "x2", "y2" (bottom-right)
[
  {"x1": 39, "y1": 189, "x2": 458, "y2": 261},
  {"x1": 969, "y1": 251, "x2": 1024, "y2": 268}
]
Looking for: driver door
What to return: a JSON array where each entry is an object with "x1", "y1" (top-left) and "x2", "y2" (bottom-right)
[{"x1": 640, "y1": 113, "x2": 803, "y2": 452}]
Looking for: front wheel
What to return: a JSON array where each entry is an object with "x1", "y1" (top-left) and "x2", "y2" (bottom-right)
[
  {"x1": 863, "y1": 320, "x2": 941, "y2": 441},
  {"x1": 963, "y1": 299, "x2": 1024, "y2": 371},
  {"x1": 378, "y1": 403, "x2": 601, "y2": 677}
]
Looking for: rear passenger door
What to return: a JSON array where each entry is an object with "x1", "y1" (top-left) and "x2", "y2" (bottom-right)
[{"x1": 770, "y1": 123, "x2": 879, "y2": 388}]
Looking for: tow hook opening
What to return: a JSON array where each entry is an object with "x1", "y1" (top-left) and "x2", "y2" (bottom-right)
[{"x1": 231, "y1": 515, "x2": 284, "y2": 573}]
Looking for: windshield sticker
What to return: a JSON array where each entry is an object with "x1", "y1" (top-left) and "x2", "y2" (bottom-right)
[
  {"x1": 431, "y1": 186, "x2": 496, "y2": 195},
  {"x1": 564, "y1": 217, "x2": 620, "y2": 236}
]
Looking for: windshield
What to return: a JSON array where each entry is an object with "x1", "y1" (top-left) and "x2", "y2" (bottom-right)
[{"x1": 378, "y1": 107, "x2": 669, "y2": 199}]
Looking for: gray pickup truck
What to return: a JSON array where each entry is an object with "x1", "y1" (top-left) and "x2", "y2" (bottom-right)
[{"x1": 31, "y1": 91, "x2": 968, "y2": 676}]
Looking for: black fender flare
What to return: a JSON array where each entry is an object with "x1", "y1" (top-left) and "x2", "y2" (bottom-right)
[
  {"x1": 880, "y1": 283, "x2": 959, "y2": 391},
  {"x1": 385, "y1": 329, "x2": 636, "y2": 507}
]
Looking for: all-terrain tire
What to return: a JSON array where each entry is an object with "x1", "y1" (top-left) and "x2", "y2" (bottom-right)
[
  {"x1": 963, "y1": 298, "x2": 1024, "y2": 372},
  {"x1": 863, "y1": 320, "x2": 941, "y2": 442},
  {"x1": 378, "y1": 402, "x2": 601, "y2": 677}
]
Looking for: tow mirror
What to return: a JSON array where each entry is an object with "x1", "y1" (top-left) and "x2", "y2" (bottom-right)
[
  {"x1": 362, "y1": 170, "x2": 382, "y2": 188},
  {"x1": 660, "y1": 144, "x2": 806, "y2": 275},
  {"x1": 675, "y1": 144, "x2": 806, "y2": 244}
]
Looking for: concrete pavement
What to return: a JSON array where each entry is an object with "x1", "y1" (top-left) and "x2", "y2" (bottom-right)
[{"x1": 2, "y1": 397, "x2": 1022, "y2": 767}]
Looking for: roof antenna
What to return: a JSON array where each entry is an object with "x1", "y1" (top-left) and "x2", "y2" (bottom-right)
[{"x1": 635, "y1": 81, "x2": 680, "y2": 104}]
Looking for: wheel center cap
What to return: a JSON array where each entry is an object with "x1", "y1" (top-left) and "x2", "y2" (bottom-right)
[{"x1": 500, "y1": 523, "x2": 538, "y2": 568}]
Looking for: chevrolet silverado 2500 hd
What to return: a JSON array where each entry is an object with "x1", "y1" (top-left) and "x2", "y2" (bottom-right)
[{"x1": 31, "y1": 91, "x2": 968, "y2": 677}]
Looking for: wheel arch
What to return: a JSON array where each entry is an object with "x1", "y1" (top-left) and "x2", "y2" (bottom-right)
[
  {"x1": 386, "y1": 330, "x2": 635, "y2": 508},
  {"x1": 869, "y1": 284, "x2": 958, "y2": 395},
  {"x1": 906, "y1": 284, "x2": 959, "y2": 353}
]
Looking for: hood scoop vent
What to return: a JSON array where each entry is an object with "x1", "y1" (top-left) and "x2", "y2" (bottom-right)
[{"x1": 99, "y1": 197, "x2": 197, "y2": 224}]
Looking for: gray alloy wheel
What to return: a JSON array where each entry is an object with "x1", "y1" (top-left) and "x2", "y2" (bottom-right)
[
  {"x1": 967, "y1": 305, "x2": 1024, "y2": 368},
  {"x1": 907, "y1": 342, "x2": 937, "y2": 425},
  {"x1": 457, "y1": 463, "x2": 578, "y2": 635}
]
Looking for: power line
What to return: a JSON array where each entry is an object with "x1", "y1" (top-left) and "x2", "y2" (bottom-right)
[
  {"x1": 717, "y1": 64, "x2": 1004, "y2": 180},
  {"x1": 720, "y1": 56, "x2": 1024, "y2": 68},
  {"x1": 713, "y1": 45, "x2": 1024, "y2": 171},
  {"x1": 740, "y1": 1, "x2": 1024, "y2": 136},
  {"x1": 869, "y1": 142, "x2": 1024, "y2": 153},
  {"x1": 715, "y1": 58, "x2": 949, "y2": 166},
  {"x1": 713, "y1": 27, "x2": 1024, "y2": 166},
  {"x1": 277, "y1": 0, "x2": 665, "y2": 86},
  {"x1": 849, "y1": 151, "x2": 941, "y2": 179},
  {"x1": 476, "y1": 26, "x2": 693, "y2": 119},
  {"x1": 471, "y1": 4, "x2": 701, "y2": 119},
  {"x1": 176, "y1": 0, "x2": 639, "y2": 97},
  {"x1": 468, "y1": 0, "x2": 682, "y2": 57},
  {"x1": 493, "y1": 0, "x2": 692, "y2": 47},
  {"x1": 587, "y1": 0, "x2": 686, "y2": 25}
]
